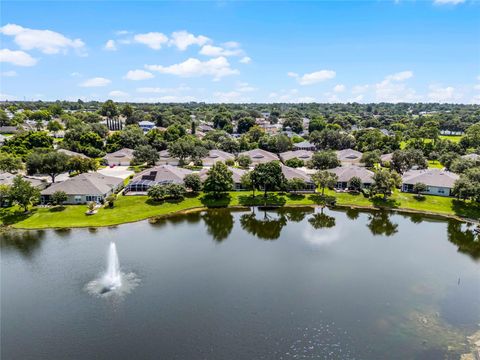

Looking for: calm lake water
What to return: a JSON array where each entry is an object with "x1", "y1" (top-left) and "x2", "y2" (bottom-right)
[{"x1": 1, "y1": 207, "x2": 479, "y2": 360}]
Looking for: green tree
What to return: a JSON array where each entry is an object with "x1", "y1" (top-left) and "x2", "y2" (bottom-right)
[
  {"x1": 203, "y1": 162, "x2": 233, "y2": 198},
  {"x1": 26, "y1": 151, "x2": 70, "y2": 183},
  {"x1": 286, "y1": 178, "x2": 306, "y2": 192},
  {"x1": 148, "y1": 184, "x2": 166, "y2": 201},
  {"x1": 133, "y1": 145, "x2": 159, "y2": 166},
  {"x1": 349, "y1": 176, "x2": 363, "y2": 191},
  {"x1": 9, "y1": 175, "x2": 40, "y2": 212},
  {"x1": 361, "y1": 151, "x2": 381, "y2": 168},
  {"x1": 99, "y1": 100, "x2": 119, "y2": 118},
  {"x1": 309, "y1": 150, "x2": 340, "y2": 170},
  {"x1": 105, "y1": 193, "x2": 116, "y2": 208},
  {"x1": 413, "y1": 182, "x2": 428, "y2": 197},
  {"x1": 285, "y1": 157, "x2": 304, "y2": 168},
  {"x1": 250, "y1": 161, "x2": 285, "y2": 198},
  {"x1": 51, "y1": 191, "x2": 68, "y2": 206},
  {"x1": 237, "y1": 154, "x2": 252, "y2": 168},
  {"x1": 184, "y1": 173, "x2": 202, "y2": 193},
  {"x1": 67, "y1": 156, "x2": 98, "y2": 174},
  {"x1": 0, "y1": 153, "x2": 23, "y2": 173},
  {"x1": 371, "y1": 168, "x2": 401, "y2": 200},
  {"x1": 47, "y1": 120, "x2": 63, "y2": 133},
  {"x1": 312, "y1": 170, "x2": 338, "y2": 195},
  {"x1": 237, "y1": 117, "x2": 256, "y2": 134}
]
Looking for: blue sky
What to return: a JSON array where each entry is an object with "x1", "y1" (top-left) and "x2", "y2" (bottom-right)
[{"x1": 1, "y1": 1, "x2": 479, "y2": 103}]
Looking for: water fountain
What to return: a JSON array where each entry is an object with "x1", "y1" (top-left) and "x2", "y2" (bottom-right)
[
  {"x1": 85, "y1": 241, "x2": 139, "y2": 297},
  {"x1": 102, "y1": 242, "x2": 122, "y2": 291}
]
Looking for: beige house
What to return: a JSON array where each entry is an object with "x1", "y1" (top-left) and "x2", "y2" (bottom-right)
[
  {"x1": 41, "y1": 172, "x2": 123, "y2": 204},
  {"x1": 201, "y1": 150, "x2": 235, "y2": 167},
  {"x1": 327, "y1": 166, "x2": 374, "y2": 190},
  {"x1": 238, "y1": 149, "x2": 279, "y2": 166},
  {"x1": 279, "y1": 150, "x2": 313, "y2": 164},
  {"x1": 104, "y1": 148, "x2": 135, "y2": 166}
]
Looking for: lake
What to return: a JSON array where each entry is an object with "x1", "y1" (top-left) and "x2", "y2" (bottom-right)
[{"x1": 1, "y1": 207, "x2": 479, "y2": 359}]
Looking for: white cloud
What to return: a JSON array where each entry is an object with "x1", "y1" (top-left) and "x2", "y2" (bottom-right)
[
  {"x1": 145, "y1": 56, "x2": 238, "y2": 80},
  {"x1": 333, "y1": 84, "x2": 345, "y2": 93},
  {"x1": 223, "y1": 41, "x2": 240, "y2": 48},
  {"x1": 115, "y1": 30, "x2": 130, "y2": 36},
  {"x1": 79, "y1": 77, "x2": 111, "y2": 87},
  {"x1": 124, "y1": 69, "x2": 154, "y2": 81},
  {"x1": 374, "y1": 70, "x2": 417, "y2": 102},
  {"x1": 199, "y1": 44, "x2": 243, "y2": 57},
  {"x1": 214, "y1": 91, "x2": 245, "y2": 103},
  {"x1": 1, "y1": 70, "x2": 17, "y2": 77},
  {"x1": 109, "y1": 90, "x2": 129, "y2": 98},
  {"x1": 0, "y1": 92, "x2": 17, "y2": 101},
  {"x1": 0, "y1": 48, "x2": 37, "y2": 66},
  {"x1": 427, "y1": 85, "x2": 460, "y2": 103},
  {"x1": 352, "y1": 84, "x2": 369, "y2": 94},
  {"x1": 104, "y1": 40, "x2": 117, "y2": 51},
  {"x1": 70, "y1": 72, "x2": 82, "y2": 77},
  {"x1": 433, "y1": 0, "x2": 465, "y2": 4},
  {"x1": 268, "y1": 89, "x2": 307, "y2": 102},
  {"x1": 135, "y1": 95, "x2": 197, "y2": 103},
  {"x1": 239, "y1": 56, "x2": 251, "y2": 64},
  {"x1": 169, "y1": 31, "x2": 210, "y2": 50},
  {"x1": 237, "y1": 82, "x2": 256, "y2": 92},
  {"x1": 289, "y1": 70, "x2": 336, "y2": 85},
  {"x1": 473, "y1": 84, "x2": 480, "y2": 91},
  {"x1": 134, "y1": 32, "x2": 168, "y2": 50},
  {"x1": 0, "y1": 23, "x2": 85, "y2": 55}
]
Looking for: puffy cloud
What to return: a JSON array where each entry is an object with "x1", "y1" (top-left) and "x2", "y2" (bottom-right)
[
  {"x1": 239, "y1": 56, "x2": 251, "y2": 64},
  {"x1": 134, "y1": 32, "x2": 168, "y2": 50},
  {"x1": 1, "y1": 70, "x2": 17, "y2": 77},
  {"x1": 237, "y1": 82, "x2": 256, "y2": 92},
  {"x1": 145, "y1": 56, "x2": 238, "y2": 80},
  {"x1": 169, "y1": 31, "x2": 210, "y2": 50},
  {"x1": 434, "y1": 0, "x2": 465, "y2": 4},
  {"x1": 0, "y1": 48, "x2": 37, "y2": 66},
  {"x1": 104, "y1": 40, "x2": 117, "y2": 51},
  {"x1": 333, "y1": 84, "x2": 345, "y2": 93},
  {"x1": 199, "y1": 44, "x2": 243, "y2": 57},
  {"x1": 79, "y1": 77, "x2": 111, "y2": 87},
  {"x1": 374, "y1": 70, "x2": 417, "y2": 102},
  {"x1": 427, "y1": 85, "x2": 461, "y2": 103},
  {"x1": 351, "y1": 84, "x2": 369, "y2": 94},
  {"x1": 288, "y1": 70, "x2": 336, "y2": 85},
  {"x1": 0, "y1": 24, "x2": 85, "y2": 55},
  {"x1": 123, "y1": 69, "x2": 154, "y2": 81},
  {"x1": 213, "y1": 91, "x2": 245, "y2": 103},
  {"x1": 136, "y1": 85, "x2": 190, "y2": 94},
  {"x1": 223, "y1": 41, "x2": 240, "y2": 48},
  {"x1": 109, "y1": 90, "x2": 129, "y2": 98}
]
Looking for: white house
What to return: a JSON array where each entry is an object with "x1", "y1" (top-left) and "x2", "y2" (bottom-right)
[{"x1": 401, "y1": 169, "x2": 459, "y2": 197}]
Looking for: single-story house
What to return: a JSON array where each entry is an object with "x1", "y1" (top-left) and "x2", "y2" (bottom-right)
[
  {"x1": 41, "y1": 172, "x2": 123, "y2": 204},
  {"x1": 197, "y1": 124, "x2": 214, "y2": 133},
  {"x1": 280, "y1": 164, "x2": 316, "y2": 192},
  {"x1": 336, "y1": 148, "x2": 363, "y2": 166},
  {"x1": 139, "y1": 121, "x2": 155, "y2": 132},
  {"x1": 57, "y1": 148, "x2": 89, "y2": 159},
  {"x1": 279, "y1": 150, "x2": 313, "y2": 164},
  {"x1": 104, "y1": 148, "x2": 135, "y2": 166},
  {"x1": 0, "y1": 172, "x2": 46, "y2": 189},
  {"x1": 327, "y1": 166, "x2": 374, "y2": 190},
  {"x1": 157, "y1": 150, "x2": 180, "y2": 166},
  {"x1": 201, "y1": 149, "x2": 235, "y2": 167},
  {"x1": 293, "y1": 141, "x2": 316, "y2": 151},
  {"x1": 199, "y1": 166, "x2": 248, "y2": 190},
  {"x1": 125, "y1": 165, "x2": 192, "y2": 193},
  {"x1": 401, "y1": 169, "x2": 459, "y2": 197},
  {"x1": 238, "y1": 149, "x2": 279, "y2": 165}
]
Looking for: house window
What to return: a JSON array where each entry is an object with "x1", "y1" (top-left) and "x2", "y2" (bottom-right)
[
  {"x1": 74, "y1": 195, "x2": 82, "y2": 203},
  {"x1": 86, "y1": 195, "x2": 98, "y2": 202}
]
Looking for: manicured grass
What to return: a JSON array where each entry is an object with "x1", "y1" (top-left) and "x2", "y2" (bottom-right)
[
  {"x1": 428, "y1": 160, "x2": 444, "y2": 169},
  {"x1": 439, "y1": 135, "x2": 462, "y2": 143},
  {"x1": 2, "y1": 189, "x2": 479, "y2": 229}
]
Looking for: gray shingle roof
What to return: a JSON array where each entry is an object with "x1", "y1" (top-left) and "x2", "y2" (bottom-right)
[
  {"x1": 201, "y1": 149, "x2": 235, "y2": 166},
  {"x1": 239, "y1": 149, "x2": 279, "y2": 163},
  {"x1": 280, "y1": 164, "x2": 313, "y2": 182},
  {"x1": 402, "y1": 169, "x2": 459, "y2": 188},
  {"x1": 199, "y1": 166, "x2": 247, "y2": 183},
  {"x1": 336, "y1": 149, "x2": 363, "y2": 162},
  {"x1": 41, "y1": 172, "x2": 123, "y2": 196},
  {"x1": 104, "y1": 148, "x2": 135, "y2": 162},
  {"x1": 131, "y1": 165, "x2": 193, "y2": 184},
  {"x1": 57, "y1": 149, "x2": 89, "y2": 159},
  {"x1": 279, "y1": 150, "x2": 313, "y2": 162},
  {"x1": 0, "y1": 172, "x2": 45, "y2": 188},
  {"x1": 327, "y1": 166, "x2": 374, "y2": 183}
]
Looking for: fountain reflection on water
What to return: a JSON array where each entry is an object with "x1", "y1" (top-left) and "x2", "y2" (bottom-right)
[{"x1": 85, "y1": 241, "x2": 139, "y2": 297}]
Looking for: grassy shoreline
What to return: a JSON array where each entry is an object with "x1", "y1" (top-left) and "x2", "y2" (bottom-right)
[{"x1": 1, "y1": 190, "x2": 479, "y2": 230}]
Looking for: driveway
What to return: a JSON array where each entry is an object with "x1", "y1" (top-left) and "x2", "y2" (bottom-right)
[{"x1": 98, "y1": 166, "x2": 134, "y2": 180}]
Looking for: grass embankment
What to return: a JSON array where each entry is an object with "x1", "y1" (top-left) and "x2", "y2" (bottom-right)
[{"x1": 1, "y1": 190, "x2": 479, "y2": 229}]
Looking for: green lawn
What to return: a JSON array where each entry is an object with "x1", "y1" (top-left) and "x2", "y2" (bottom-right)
[
  {"x1": 428, "y1": 160, "x2": 444, "y2": 169},
  {"x1": 2, "y1": 190, "x2": 479, "y2": 229},
  {"x1": 400, "y1": 135, "x2": 463, "y2": 149}
]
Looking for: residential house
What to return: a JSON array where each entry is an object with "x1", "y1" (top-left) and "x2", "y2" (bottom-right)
[
  {"x1": 293, "y1": 141, "x2": 316, "y2": 151},
  {"x1": 104, "y1": 148, "x2": 135, "y2": 166},
  {"x1": 239, "y1": 149, "x2": 279, "y2": 165},
  {"x1": 41, "y1": 172, "x2": 123, "y2": 204},
  {"x1": 0, "y1": 126, "x2": 18, "y2": 134},
  {"x1": 279, "y1": 150, "x2": 313, "y2": 164},
  {"x1": 462, "y1": 153, "x2": 480, "y2": 161},
  {"x1": 201, "y1": 149, "x2": 235, "y2": 167},
  {"x1": 138, "y1": 120, "x2": 155, "y2": 132},
  {"x1": 125, "y1": 165, "x2": 192, "y2": 193},
  {"x1": 327, "y1": 166, "x2": 374, "y2": 190},
  {"x1": 281, "y1": 164, "x2": 316, "y2": 192},
  {"x1": 199, "y1": 166, "x2": 248, "y2": 190},
  {"x1": 336, "y1": 148, "x2": 363, "y2": 166},
  {"x1": 0, "y1": 172, "x2": 46, "y2": 189},
  {"x1": 197, "y1": 124, "x2": 214, "y2": 133},
  {"x1": 380, "y1": 153, "x2": 393, "y2": 164},
  {"x1": 157, "y1": 150, "x2": 180, "y2": 166},
  {"x1": 401, "y1": 169, "x2": 459, "y2": 197}
]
